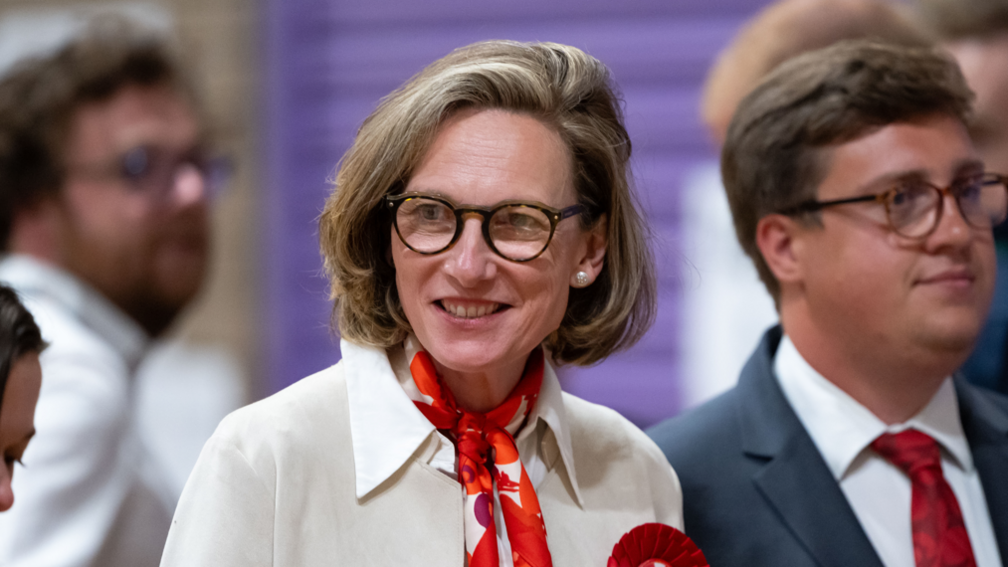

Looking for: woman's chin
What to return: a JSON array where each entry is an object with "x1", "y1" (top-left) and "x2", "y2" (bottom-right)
[{"x1": 426, "y1": 340, "x2": 533, "y2": 377}]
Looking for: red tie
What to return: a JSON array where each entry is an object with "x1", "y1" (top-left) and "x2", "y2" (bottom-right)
[{"x1": 870, "y1": 430, "x2": 977, "y2": 567}]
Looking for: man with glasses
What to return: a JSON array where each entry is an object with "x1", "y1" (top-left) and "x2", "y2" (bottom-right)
[
  {"x1": 0, "y1": 17, "x2": 224, "y2": 567},
  {"x1": 649, "y1": 40, "x2": 1008, "y2": 567}
]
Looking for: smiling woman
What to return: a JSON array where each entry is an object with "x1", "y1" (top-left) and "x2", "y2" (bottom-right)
[
  {"x1": 161, "y1": 40, "x2": 682, "y2": 567},
  {"x1": 0, "y1": 285, "x2": 45, "y2": 513}
]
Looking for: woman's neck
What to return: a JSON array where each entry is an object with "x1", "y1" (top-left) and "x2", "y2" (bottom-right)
[{"x1": 432, "y1": 354, "x2": 529, "y2": 413}]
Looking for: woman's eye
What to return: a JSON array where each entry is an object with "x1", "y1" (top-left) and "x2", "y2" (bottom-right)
[
  {"x1": 508, "y1": 214, "x2": 534, "y2": 229},
  {"x1": 502, "y1": 212, "x2": 544, "y2": 231},
  {"x1": 416, "y1": 204, "x2": 446, "y2": 221}
]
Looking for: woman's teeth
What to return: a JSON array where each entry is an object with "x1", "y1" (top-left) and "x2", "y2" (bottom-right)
[{"x1": 441, "y1": 300, "x2": 499, "y2": 318}]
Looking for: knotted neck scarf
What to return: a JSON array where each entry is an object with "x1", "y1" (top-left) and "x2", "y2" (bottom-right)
[{"x1": 409, "y1": 347, "x2": 553, "y2": 567}]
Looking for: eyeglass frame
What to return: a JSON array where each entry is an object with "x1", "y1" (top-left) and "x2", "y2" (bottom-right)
[
  {"x1": 64, "y1": 145, "x2": 233, "y2": 203},
  {"x1": 385, "y1": 192, "x2": 587, "y2": 262},
  {"x1": 775, "y1": 172, "x2": 1008, "y2": 238}
]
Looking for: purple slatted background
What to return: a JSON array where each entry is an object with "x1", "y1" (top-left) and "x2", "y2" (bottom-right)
[{"x1": 265, "y1": 0, "x2": 769, "y2": 427}]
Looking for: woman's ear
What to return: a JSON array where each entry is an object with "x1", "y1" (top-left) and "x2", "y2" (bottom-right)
[
  {"x1": 570, "y1": 214, "x2": 607, "y2": 287},
  {"x1": 755, "y1": 213, "x2": 803, "y2": 285}
]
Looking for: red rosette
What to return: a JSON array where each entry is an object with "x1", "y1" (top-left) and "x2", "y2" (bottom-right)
[{"x1": 607, "y1": 523, "x2": 709, "y2": 567}]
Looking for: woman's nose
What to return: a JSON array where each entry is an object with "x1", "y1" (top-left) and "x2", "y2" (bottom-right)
[{"x1": 443, "y1": 217, "x2": 496, "y2": 285}]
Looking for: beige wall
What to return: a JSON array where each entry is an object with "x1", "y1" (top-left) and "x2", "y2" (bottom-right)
[{"x1": 0, "y1": 0, "x2": 263, "y2": 397}]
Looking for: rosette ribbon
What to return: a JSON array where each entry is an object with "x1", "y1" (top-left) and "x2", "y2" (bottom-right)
[{"x1": 607, "y1": 523, "x2": 709, "y2": 567}]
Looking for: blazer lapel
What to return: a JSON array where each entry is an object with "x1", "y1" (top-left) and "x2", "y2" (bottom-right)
[
  {"x1": 955, "y1": 378, "x2": 1008, "y2": 559},
  {"x1": 738, "y1": 328, "x2": 884, "y2": 567}
]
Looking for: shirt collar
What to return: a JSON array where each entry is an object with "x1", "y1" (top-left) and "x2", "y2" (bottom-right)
[
  {"x1": 343, "y1": 338, "x2": 437, "y2": 499},
  {"x1": 774, "y1": 334, "x2": 972, "y2": 480},
  {"x1": 0, "y1": 254, "x2": 149, "y2": 369},
  {"x1": 343, "y1": 337, "x2": 583, "y2": 505},
  {"x1": 525, "y1": 349, "x2": 583, "y2": 505}
]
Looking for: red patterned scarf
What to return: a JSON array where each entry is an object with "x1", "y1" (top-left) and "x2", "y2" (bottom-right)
[{"x1": 410, "y1": 348, "x2": 552, "y2": 567}]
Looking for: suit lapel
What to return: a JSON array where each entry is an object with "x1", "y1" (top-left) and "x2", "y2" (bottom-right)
[
  {"x1": 738, "y1": 328, "x2": 884, "y2": 567},
  {"x1": 955, "y1": 378, "x2": 1008, "y2": 560}
]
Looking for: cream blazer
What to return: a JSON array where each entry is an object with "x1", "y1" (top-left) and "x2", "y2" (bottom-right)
[{"x1": 160, "y1": 349, "x2": 683, "y2": 566}]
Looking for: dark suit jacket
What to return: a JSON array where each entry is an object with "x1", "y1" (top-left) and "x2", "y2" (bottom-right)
[{"x1": 647, "y1": 326, "x2": 1008, "y2": 567}]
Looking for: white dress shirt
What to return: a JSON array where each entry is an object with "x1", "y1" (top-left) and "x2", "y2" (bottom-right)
[
  {"x1": 774, "y1": 334, "x2": 1003, "y2": 567},
  {"x1": 348, "y1": 335, "x2": 582, "y2": 567},
  {"x1": 0, "y1": 255, "x2": 174, "y2": 567}
]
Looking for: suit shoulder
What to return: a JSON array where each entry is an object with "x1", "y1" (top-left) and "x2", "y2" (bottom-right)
[
  {"x1": 956, "y1": 378, "x2": 1008, "y2": 424},
  {"x1": 972, "y1": 385, "x2": 1008, "y2": 413},
  {"x1": 646, "y1": 387, "x2": 742, "y2": 465}
]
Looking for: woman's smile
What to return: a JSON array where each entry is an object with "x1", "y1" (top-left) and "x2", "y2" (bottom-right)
[{"x1": 437, "y1": 298, "x2": 504, "y2": 319}]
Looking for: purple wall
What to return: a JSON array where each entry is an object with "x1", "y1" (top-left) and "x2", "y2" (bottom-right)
[{"x1": 264, "y1": 0, "x2": 769, "y2": 427}]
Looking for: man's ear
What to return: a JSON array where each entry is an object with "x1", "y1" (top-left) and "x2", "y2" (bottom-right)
[
  {"x1": 755, "y1": 213, "x2": 804, "y2": 285},
  {"x1": 570, "y1": 214, "x2": 607, "y2": 287},
  {"x1": 8, "y1": 198, "x2": 64, "y2": 262}
]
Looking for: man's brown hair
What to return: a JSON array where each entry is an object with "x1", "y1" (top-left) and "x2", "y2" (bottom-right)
[
  {"x1": 0, "y1": 15, "x2": 195, "y2": 250},
  {"x1": 722, "y1": 40, "x2": 974, "y2": 304}
]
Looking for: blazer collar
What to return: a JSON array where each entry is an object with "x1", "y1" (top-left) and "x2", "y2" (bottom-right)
[
  {"x1": 735, "y1": 326, "x2": 884, "y2": 567},
  {"x1": 955, "y1": 377, "x2": 1008, "y2": 560}
]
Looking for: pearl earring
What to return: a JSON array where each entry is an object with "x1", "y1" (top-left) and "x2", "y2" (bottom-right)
[{"x1": 574, "y1": 271, "x2": 590, "y2": 287}]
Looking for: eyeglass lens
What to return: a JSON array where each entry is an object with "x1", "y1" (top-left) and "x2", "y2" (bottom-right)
[
  {"x1": 885, "y1": 176, "x2": 1008, "y2": 237},
  {"x1": 120, "y1": 146, "x2": 231, "y2": 200},
  {"x1": 395, "y1": 196, "x2": 554, "y2": 261}
]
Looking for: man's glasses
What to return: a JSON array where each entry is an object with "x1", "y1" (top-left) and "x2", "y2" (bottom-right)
[
  {"x1": 385, "y1": 193, "x2": 586, "y2": 262},
  {"x1": 777, "y1": 173, "x2": 1008, "y2": 238},
  {"x1": 67, "y1": 146, "x2": 233, "y2": 202}
]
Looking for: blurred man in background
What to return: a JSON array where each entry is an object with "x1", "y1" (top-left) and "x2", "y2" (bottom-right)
[
  {"x1": 680, "y1": 0, "x2": 931, "y2": 407},
  {"x1": 917, "y1": 0, "x2": 1008, "y2": 396},
  {"x1": 0, "y1": 16, "x2": 222, "y2": 566}
]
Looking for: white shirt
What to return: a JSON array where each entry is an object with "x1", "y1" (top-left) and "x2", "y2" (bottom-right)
[
  {"x1": 0, "y1": 255, "x2": 174, "y2": 567},
  {"x1": 774, "y1": 335, "x2": 1003, "y2": 567},
  {"x1": 346, "y1": 336, "x2": 582, "y2": 567}
]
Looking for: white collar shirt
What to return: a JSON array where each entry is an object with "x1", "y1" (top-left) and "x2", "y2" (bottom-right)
[
  {"x1": 342, "y1": 336, "x2": 583, "y2": 567},
  {"x1": 774, "y1": 334, "x2": 1003, "y2": 567}
]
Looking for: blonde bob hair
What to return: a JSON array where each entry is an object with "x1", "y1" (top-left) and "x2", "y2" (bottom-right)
[{"x1": 319, "y1": 40, "x2": 655, "y2": 366}]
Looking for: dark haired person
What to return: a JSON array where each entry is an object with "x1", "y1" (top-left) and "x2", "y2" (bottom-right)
[
  {"x1": 0, "y1": 285, "x2": 45, "y2": 513},
  {"x1": 650, "y1": 41, "x2": 1008, "y2": 567},
  {"x1": 916, "y1": 0, "x2": 1008, "y2": 396},
  {"x1": 0, "y1": 17, "x2": 220, "y2": 566}
]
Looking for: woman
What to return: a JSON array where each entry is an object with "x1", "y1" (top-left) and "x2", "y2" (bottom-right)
[
  {"x1": 0, "y1": 285, "x2": 45, "y2": 512},
  {"x1": 161, "y1": 40, "x2": 682, "y2": 566}
]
